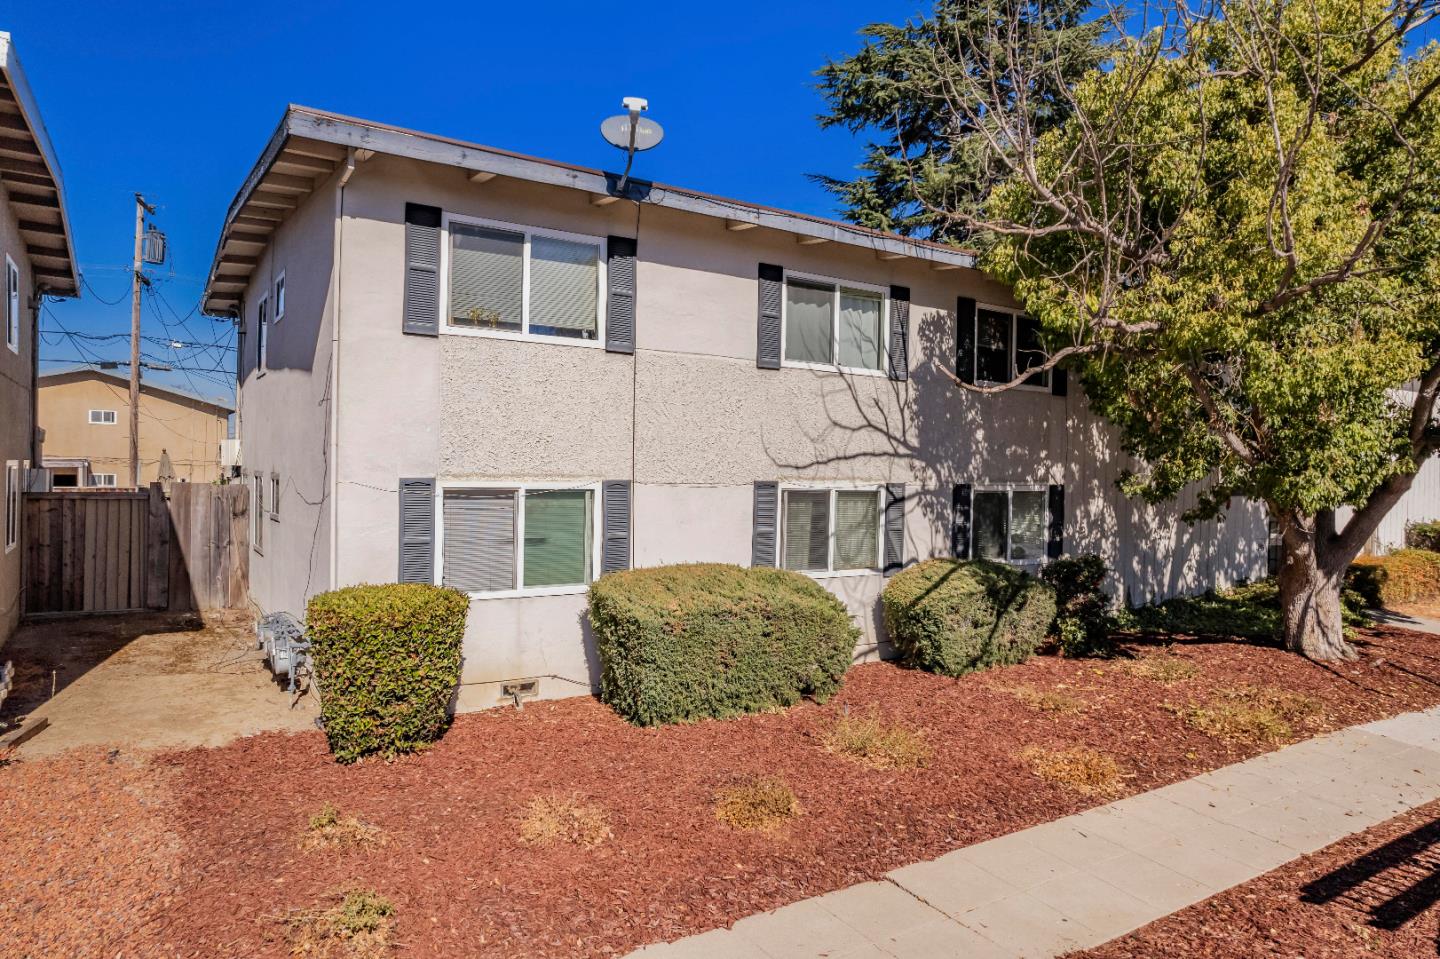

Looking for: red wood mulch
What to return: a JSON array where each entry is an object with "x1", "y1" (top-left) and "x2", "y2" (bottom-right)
[
  {"x1": 1070, "y1": 795, "x2": 1440, "y2": 958},
  {"x1": 4, "y1": 626, "x2": 1440, "y2": 959}
]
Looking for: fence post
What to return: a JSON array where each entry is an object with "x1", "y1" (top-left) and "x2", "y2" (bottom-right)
[{"x1": 145, "y1": 483, "x2": 169, "y2": 610}]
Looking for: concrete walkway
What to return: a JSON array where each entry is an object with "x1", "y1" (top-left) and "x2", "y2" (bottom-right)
[{"x1": 628, "y1": 707, "x2": 1440, "y2": 959}]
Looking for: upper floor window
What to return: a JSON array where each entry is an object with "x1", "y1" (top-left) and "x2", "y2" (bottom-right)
[
  {"x1": 972, "y1": 486, "x2": 1048, "y2": 563},
  {"x1": 5, "y1": 255, "x2": 18, "y2": 354},
  {"x1": 781, "y1": 486, "x2": 882, "y2": 574},
  {"x1": 974, "y1": 306, "x2": 1049, "y2": 389},
  {"x1": 4, "y1": 460, "x2": 18, "y2": 551},
  {"x1": 444, "y1": 216, "x2": 604, "y2": 343},
  {"x1": 439, "y1": 484, "x2": 597, "y2": 596},
  {"x1": 88, "y1": 409, "x2": 118, "y2": 425},
  {"x1": 783, "y1": 274, "x2": 886, "y2": 374},
  {"x1": 273, "y1": 273, "x2": 286, "y2": 323},
  {"x1": 256, "y1": 294, "x2": 270, "y2": 371}
]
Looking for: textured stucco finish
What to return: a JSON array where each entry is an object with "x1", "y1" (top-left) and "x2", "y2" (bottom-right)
[{"x1": 0, "y1": 182, "x2": 36, "y2": 646}]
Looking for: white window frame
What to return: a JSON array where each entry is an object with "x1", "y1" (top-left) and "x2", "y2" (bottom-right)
[
  {"x1": 252, "y1": 472, "x2": 264, "y2": 554},
  {"x1": 270, "y1": 472, "x2": 280, "y2": 521},
  {"x1": 778, "y1": 481, "x2": 885, "y2": 579},
  {"x1": 88, "y1": 409, "x2": 118, "y2": 425},
  {"x1": 973, "y1": 303, "x2": 1051, "y2": 392},
  {"x1": 273, "y1": 273, "x2": 286, "y2": 323},
  {"x1": 89, "y1": 473, "x2": 118, "y2": 488},
  {"x1": 256, "y1": 293, "x2": 270, "y2": 373},
  {"x1": 4, "y1": 460, "x2": 18, "y2": 552},
  {"x1": 433, "y1": 480, "x2": 603, "y2": 599},
  {"x1": 972, "y1": 484, "x2": 1049, "y2": 566},
  {"x1": 439, "y1": 213, "x2": 607, "y2": 348},
  {"x1": 5, "y1": 255, "x2": 19, "y2": 354},
  {"x1": 780, "y1": 271, "x2": 889, "y2": 377}
]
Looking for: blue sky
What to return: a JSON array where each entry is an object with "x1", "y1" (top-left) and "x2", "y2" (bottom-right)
[{"x1": 9, "y1": 0, "x2": 920, "y2": 401}]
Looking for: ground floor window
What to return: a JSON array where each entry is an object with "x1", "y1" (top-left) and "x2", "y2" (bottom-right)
[
  {"x1": 4, "y1": 461, "x2": 18, "y2": 551},
  {"x1": 88, "y1": 473, "x2": 117, "y2": 488},
  {"x1": 441, "y1": 486, "x2": 595, "y2": 594},
  {"x1": 781, "y1": 486, "x2": 881, "y2": 573},
  {"x1": 972, "y1": 487, "x2": 1048, "y2": 563}
]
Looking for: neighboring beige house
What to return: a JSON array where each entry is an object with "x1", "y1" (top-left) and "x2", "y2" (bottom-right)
[
  {"x1": 202, "y1": 106, "x2": 1280, "y2": 711},
  {"x1": 0, "y1": 33, "x2": 79, "y2": 648},
  {"x1": 38, "y1": 368, "x2": 231, "y2": 486}
]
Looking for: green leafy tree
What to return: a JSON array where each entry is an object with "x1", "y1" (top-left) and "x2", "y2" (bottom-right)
[
  {"x1": 815, "y1": 0, "x2": 1106, "y2": 242},
  {"x1": 910, "y1": 0, "x2": 1440, "y2": 659}
]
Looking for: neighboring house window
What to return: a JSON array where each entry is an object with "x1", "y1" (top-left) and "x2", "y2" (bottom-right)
[
  {"x1": 4, "y1": 461, "x2": 18, "y2": 551},
  {"x1": 439, "y1": 484, "x2": 597, "y2": 595},
  {"x1": 5, "y1": 255, "x2": 18, "y2": 354},
  {"x1": 783, "y1": 274, "x2": 886, "y2": 374},
  {"x1": 253, "y1": 472, "x2": 264, "y2": 553},
  {"x1": 972, "y1": 486, "x2": 1048, "y2": 563},
  {"x1": 88, "y1": 409, "x2": 118, "y2": 425},
  {"x1": 256, "y1": 294, "x2": 270, "y2": 371},
  {"x1": 780, "y1": 486, "x2": 882, "y2": 574},
  {"x1": 88, "y1": 473, "x2": 118, "y2": 488},
  {"x1": 974, "y1": 306, "x2": 1050, "y2": 389},
  {"x1": 273, "y1": 273, "x2": 286, "y2": 323},
  {"x1": 444, "y1": 216, "x2": 604, "y2": 342},
  {"x1": 270, "y1": 473, "x2": 280, "y2": 521},
  {"x1": 1267, "y1": 517, "x2": 1282, "y2": 577}
]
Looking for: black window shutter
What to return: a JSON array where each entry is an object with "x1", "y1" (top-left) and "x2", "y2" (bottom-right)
[
  {"x1": 606, "y1": 236, "x2": 637, "y2": 354},
  {"x1": 956, "y1": 297, "x2": 977, "y2": 385},
  {"x1": 601, "y1": 480, "x2": 632, "y2": 574},
  {"x1": 752, "y1": 481, "x2": 778, "y2": 566},
  {"x1": 883, "y1": 483, "x2": 906, "y2": 575},
  {"x1": 1047, "y1": 484, "x2": 1065, "y2": 559},
  {"x1": 398, "y1": 477, "x2": 436, "y2": 583},
  {"x1": 757, "y1": 263, "x2": 783, "y2": 369},
  {"x1": 1052, "y1": 363, "x2": 1068, "y2": 396},
  {"x1": 403, "y1": 203, "x2": 442, "y2": 336},
  {"x1": 888, "y1": 285, "x2": 910, "y2": 381},
  {"x1": 952, "y1": 483, "x2": 972, "y2": 559}
]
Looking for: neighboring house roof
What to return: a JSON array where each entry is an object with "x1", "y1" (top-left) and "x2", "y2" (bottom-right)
[
  {"x1": 201, "y1": 105, "x2": 980, "y2": 316},
  {"x1": 39, "y1": 367, "x2": 234, "y2": 415},
  {"x1": 0, "y1": 33, "x2": 78, "y2": 297}
]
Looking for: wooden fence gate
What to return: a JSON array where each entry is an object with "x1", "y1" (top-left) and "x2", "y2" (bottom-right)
[{"x1": 23, "y1": 484, "x2": 249, "y2": 615}]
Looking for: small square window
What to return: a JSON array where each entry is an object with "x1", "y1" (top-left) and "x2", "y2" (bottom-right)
[
  {"x1": 88, "y1": 473, "x2": 117, "y2": 488},
  {"x1": 88, "y1": 409, "x2": 118, "y2": 425}
]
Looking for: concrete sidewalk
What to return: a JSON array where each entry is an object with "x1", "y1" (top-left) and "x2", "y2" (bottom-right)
[{"x1": 628, "y1": 707, "x2": 1440, "y2": 959}]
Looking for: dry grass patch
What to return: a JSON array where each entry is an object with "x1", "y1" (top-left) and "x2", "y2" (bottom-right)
[
  {"x1": 1007, "y1": 684, "x2": 1087, "y2": 714},
  {"x1": 714, "y1": 776, "x2": 802, "y2": 832},
  {"x1": 823, "y1": 710, "x2": 931, "y2": 769},
  {"x1": 518, "y1": 794, "x2": 613, "y2": 848},
  {"x1": 1174, "y1": 685, "x2": 1323, "y2": 746},
  {"x1": 287, "y1": 889, "x2": 394, "y2": 958},
  {"x1": 1019, "y1": 746, "x2": 1126, "y2": 797},
  {"x1": 1122, "y1": 654, "x2": 1201, "y2": 684},
  {"x1": 301, "y1": 803, "x2": 385, "y2": 851}
]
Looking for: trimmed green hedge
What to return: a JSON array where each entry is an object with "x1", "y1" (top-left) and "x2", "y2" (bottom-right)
[
  {"x1": 882, "y1": 559, "x2": 1056, "y2": 676},
  {"x1": 307, "y1": 583, "x2": 469, "y2": 763},
  {"x1": 590, "y1": 563, "x2": 860, "y2": 726}
]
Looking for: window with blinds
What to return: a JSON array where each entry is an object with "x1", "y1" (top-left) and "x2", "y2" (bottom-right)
[
  {"x1": 782, "y1": 274, "x2": 885, "y2": 372},
  {"x1": 446, "y1": 218, "x2": 601, "y2": 341},
  {"x1": 781, "y1": 487, "x2": 881, "y2": 574},
  {"x1": 441, "y1": 486, "x2": 595, "y2": 594},
  {"x1": 972, "y1": 487, "x2": 1047, "y2": 563}
]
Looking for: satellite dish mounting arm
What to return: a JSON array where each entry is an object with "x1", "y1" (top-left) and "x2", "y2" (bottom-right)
[{"x1": 616, "y1": 97, "x2": 646, "y2": 195}]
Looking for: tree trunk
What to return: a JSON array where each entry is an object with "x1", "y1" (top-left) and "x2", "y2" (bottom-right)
[{"x1": 1276, "y1": 514, "x2": 1358, "y2": 661}]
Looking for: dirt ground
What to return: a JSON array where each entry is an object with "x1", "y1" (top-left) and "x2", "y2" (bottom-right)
[
  {"x1": 4, "y1": 625, "x2": 1440, "y2": 958},
  {"x1": 0, "y1": 610, "x2": 318, "y2": 757}
]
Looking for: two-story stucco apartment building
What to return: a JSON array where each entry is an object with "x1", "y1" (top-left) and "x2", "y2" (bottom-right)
[
  {"x1": 203, "y1": 106, "x2": 1272, "y2": 710},
  {"x1": 0, "y1": 33, "x2": 79, "y2": 649}
]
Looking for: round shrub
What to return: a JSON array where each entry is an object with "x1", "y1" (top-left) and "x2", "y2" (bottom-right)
[
  {"x1": 306, "y1": 583, "x2": 469, "y2": 763},
  {"x1": 1041, "y1": 555, "x2": 1115, "y2": 657},
  {"x1": 589, "y1": 563, "x2": 860, "y2": 726},
  {"x1": 882, "y1": 559, "x2": 1056, "y2": 676}
]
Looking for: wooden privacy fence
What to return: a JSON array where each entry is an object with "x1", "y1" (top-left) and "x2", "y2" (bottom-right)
[{"x1": 23, "y1": 483, "x2": 249, "y2": 615}]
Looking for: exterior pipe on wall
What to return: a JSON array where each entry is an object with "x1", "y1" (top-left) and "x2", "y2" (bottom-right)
[{"x1": 327, "y1": 148, "x2": 357, "y2": 592}]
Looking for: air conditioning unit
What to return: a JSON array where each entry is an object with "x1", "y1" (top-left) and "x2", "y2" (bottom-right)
[{"x1": 256, "y1": 611, "x2": 310, "y2": 695}]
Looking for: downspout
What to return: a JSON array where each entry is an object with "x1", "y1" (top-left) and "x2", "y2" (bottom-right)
[{"x1": 328, "y1": 149, "x2": 356, "y2": 591}]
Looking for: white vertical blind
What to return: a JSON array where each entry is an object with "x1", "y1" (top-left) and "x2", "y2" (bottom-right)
[
  {"x1": 838, "y1": 289, "x2": 882, "y2": 370},
  {"x1": 784, "y1": 280, "x2": 834, "y2": 364},
  {"x1": 449, "y1": 223, "x2": 524, "y2": 330},
  {"x1": 529, "y1": 236, "x2": 599, "y2": 338},
  {"x1": 834, "y1": 490, "x2": 878, "y2": 569},
  {"x1": 782, "y1": 490, "x2": 831, "y2": 571},
  {"x1": 1010, "y1": 490, "x2": 1048, "y2": 561},
  {"x1": 973, "y1": 490, "x2": 1008, "y2": 560},
  {"x1": 443, "y1": 489, "x2": 517, "y2": 591}
]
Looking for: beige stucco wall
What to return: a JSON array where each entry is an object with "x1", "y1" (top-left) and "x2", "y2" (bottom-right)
[
  {"x1": 38, "y1": 374, "x2": 228, "y2": 485},
  {"x1": 0, "y1": 181, "x2": 37, "y2": 648},
  {"x1": 312, "y1": 155, "x2": 1268, "y2": 710}
]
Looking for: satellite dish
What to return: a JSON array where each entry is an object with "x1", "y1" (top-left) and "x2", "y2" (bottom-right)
[{"x1": 600, "y1": 114, "x2": 665, "y2": 152}]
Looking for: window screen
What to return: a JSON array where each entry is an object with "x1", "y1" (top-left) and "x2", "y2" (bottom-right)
[
  {"x1": 529, "y1": 236, "x2": 599, "y2": 339},
  {"x1": 784, "y1": 280, "x2": 834, "y2": 365},
  {"x1": 1015, "y1": 316, "x2": 1050, "y2": 387},
  {"x1": 834, "y1": 490, "x2": 878, "y2": 570},
  {"x1": 972, "y1": 490, "x2": 1008, "y2": 560},
  {"x1": 976, "y1": 309, "x2": 1012, "y2": 383},
  {"x1": 1010, "y1": 490, "x2": 1048, "y2": 561},
  {"x1": 838, "y1": 289, "x2": 883, "y2": 371},
  {"x1": 522, "y1": 489, "x2": 593, "y2": 587},
  {"x1": 443, "y1": 489, "x2": 517, "y2": 592},
  {"x1": 450, "y1": 223, "x2": 524, "y2": 331},
  {"x1": 782, "y1": 489, "x2": 831, "y2": 571}
]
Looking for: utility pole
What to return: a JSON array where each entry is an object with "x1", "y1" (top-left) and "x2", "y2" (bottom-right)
[{"x1": 128, "y1": 193, "x2": 155, "y2": 488}]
